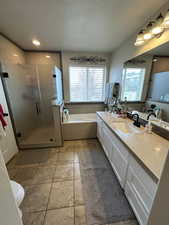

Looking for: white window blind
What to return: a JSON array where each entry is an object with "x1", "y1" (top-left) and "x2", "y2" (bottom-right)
[
  {"x1": 121, "y1": 67, "x2": 145, "y2": 101},
  {"x1": 69, "y1": 66, "x2": 106, "y2": 102}
]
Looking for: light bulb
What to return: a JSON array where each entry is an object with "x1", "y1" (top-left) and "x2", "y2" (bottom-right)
[
  {"x1": 32, "y1": 39, "x2": 40, "y2": 46},
  {"x1": 164, "y1": 20, "x2": 169, "y2": 27},
  {"x1": 152, "y1": 13, "x2": 164, "y2": 35},
  {"x1": 152, "y1": 26, "x2": 163, "y2": 35},
  {"x1": 143, "y1": 22, "x2": 154, "y2": 40},
  {"x1": 136, "y1": 30, "x2": 144, "y2": 42},
  {"x1": 144, "y1": 32, "x2": 153, "y2": 40},
  {"x1": 46, "y1": 55, "x2": 51, "y2": 58},
  {"x1": 134, "y1": 40, "x2": 144, "y2": 46}
]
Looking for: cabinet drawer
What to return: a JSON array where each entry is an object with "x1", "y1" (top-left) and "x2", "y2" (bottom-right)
[
  {"x1": 102, "y1": 122, "x2": 129, "y2": 160},
  {"x1": 125, "y1": 182, "x2": 148, "y2": 225},
  {"x1": 129, "y1": 156, "x2": 157, "y2": 199},
  {"x1": 102, "y1": 126, "x2": 113, "y2": 157},
  {"x1": 127, "y1": 167, "x2": 154, "y2": 213}
]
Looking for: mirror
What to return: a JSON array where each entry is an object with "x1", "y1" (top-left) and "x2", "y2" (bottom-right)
[{"x1": 123, "y1": 41, "x2": 169, "y2": 122}]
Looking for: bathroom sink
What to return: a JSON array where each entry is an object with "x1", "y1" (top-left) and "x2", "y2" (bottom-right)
[{"x1": 111, "y1": 122, "x2": 144, "y2": 134}]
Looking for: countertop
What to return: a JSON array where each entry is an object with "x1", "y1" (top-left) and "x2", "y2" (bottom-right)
[{"x1": 97, "y1": 111, "x2": 169, "y2": 180}]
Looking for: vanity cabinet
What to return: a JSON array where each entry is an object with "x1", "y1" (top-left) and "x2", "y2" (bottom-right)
[
  {"x1": 97, "y1": 115, "x2": 129, "y2": 188},
  {"x1": 125, "y1": 155, "x2": 157, "y2": 225},
  {"x1": 96, "y1": 114, "x2": 158, "y2": 225}
]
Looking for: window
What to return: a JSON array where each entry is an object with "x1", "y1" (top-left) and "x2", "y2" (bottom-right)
[
  {"x1": 69, "y1": 66, "x2": 106, "y2": 102},
  {"x1": 121, "y1": 67, "x2": 145, "y2": 101}
]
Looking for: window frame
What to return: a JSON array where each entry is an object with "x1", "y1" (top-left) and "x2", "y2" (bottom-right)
[
  {"x1": 69, "y1": 65, "x2": 107, "y2": 103},
  {"x1": 121, "y1": 66, "x2": 146, "y2": 102}
]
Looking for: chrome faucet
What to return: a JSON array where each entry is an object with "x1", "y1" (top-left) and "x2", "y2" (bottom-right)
[{"x1": 147, "y1": 112, "x2": 156, "y2": 121}]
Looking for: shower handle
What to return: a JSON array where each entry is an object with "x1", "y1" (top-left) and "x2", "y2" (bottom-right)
[{"x1": 35, "y1": 102, "x2": 41, "y2": 115}]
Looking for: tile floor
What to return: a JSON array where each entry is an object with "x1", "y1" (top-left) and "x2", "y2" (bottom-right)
[{"x1": 7, "y1": 139, "x2": 138, "y2": 225}]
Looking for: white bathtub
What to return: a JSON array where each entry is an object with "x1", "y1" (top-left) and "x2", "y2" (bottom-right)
[{"x1": 62, "y1": 113, "x2": 97, "y2": 140}]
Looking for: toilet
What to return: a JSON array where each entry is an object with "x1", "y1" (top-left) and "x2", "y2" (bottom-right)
[{"x1": 10, "y1": 180, "x2": 25, "y2": 218}]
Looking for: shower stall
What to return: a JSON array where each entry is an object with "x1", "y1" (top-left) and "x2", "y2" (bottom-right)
[{"x1": 1, "y1": 63, "x2": 63, "y2": 149}]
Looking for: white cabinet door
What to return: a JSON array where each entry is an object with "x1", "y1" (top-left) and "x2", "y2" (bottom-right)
[
  {"x1": 125, "y1": 180, "x2": 148, "y2": 225},
  {"x1": 110, "y1": 142, "x2": 129, "y2": 188},
  {"x1": 101, "y1": 125, "x2": 113, "y2": 158},
  {"x1": 125, "y1": 155, "x2": 158, "y2": 225},
  {"x1": 97, "y1": 116, "x2": 129, "y2": 188}
]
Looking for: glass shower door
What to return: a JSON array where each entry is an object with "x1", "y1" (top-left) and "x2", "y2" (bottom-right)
[{"x1": 2, "y1": 63, "x2": 58, "y2": 148}]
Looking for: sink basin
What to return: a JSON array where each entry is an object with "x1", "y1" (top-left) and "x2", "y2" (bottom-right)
[{"x1": 111, "y1": 122, "x2": 144, "y2": 134}]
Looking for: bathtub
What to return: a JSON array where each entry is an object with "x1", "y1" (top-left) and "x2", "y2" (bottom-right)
[{"x1": 62, "y1": 113, "x2": 97, "y2": 140}]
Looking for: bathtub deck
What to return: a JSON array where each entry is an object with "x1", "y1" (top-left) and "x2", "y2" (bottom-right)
[{"x1": 63, "y1": 113, "x2": 96, "y2": 124}]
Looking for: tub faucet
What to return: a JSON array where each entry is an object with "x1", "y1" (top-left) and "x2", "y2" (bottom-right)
[
  {"x1": 132, "y1": 113, "x2": 141, "y2": 128},
  {"x1": 147, "y1": 112, "x2": 156, "y2": 121}
]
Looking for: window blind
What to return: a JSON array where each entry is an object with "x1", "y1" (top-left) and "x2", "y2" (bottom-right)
[{"x1": 69, "y1": 66, "x2": 106, "y2": 102}]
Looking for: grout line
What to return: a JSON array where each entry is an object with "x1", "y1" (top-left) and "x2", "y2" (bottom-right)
[{"x1": 42, "y1": 163, "x2": 57, "y2": 225}]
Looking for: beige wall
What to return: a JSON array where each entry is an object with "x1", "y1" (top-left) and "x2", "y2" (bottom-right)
[
  {"x1": 109, "y1": 1, "x2": 169, "y2": 84},
  {"x1": 62, "y1": 51, "x2": 111, "y2": 102},
  {"x1": 0, "y1": 35, "x2": 25, "y2": 64},
  {"x1": 65, "y1": 103, "x2": 105, "y2": 114},
  {"x1": 25, "y1": 52, "x2": 60, "y2": 67},
  {"x1": 62, "y1": 51, "x2": 110, "y2": 113}
]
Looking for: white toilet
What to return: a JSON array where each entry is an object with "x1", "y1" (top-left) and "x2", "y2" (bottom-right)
[{"x1": 10, "y1": 180, "x2": 25, "y2": 218}]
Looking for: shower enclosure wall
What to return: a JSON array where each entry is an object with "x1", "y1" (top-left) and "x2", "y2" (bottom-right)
[{"x1": 1, "y1": 63, "x2": 63, "y2": 149}]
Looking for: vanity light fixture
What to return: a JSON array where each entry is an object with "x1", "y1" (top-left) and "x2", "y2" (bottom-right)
[
  {"x1": 13, "y1": 54, "x2": 18, "y2": 57},
  {"x1": 134, "y1": 10, "x2": 169, "y2": 47},
  {"x1": 152, "y1": 14, "x2": 164, "y2": 35},
  {"x1": 46, "y1": 55, "x2": 51, "y2": 58},
  {"x1": 32, "y1": 39, "x2": 40, "y2": 46}
]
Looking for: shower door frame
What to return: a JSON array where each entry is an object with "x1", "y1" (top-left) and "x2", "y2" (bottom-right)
[{"x1": 0, "y1": 63, "x2": 63, "y2": 150}]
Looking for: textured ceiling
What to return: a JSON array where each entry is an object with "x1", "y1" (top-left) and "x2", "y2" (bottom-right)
[{"x1": 0, "y1": 0, "x2": 168, "y2": 52}]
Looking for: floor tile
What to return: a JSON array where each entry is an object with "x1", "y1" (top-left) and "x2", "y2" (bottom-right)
[
  {"x1": 75, "y1": 205, "x2": 87, "y2": 225},
  {"x1": 59, "y1": 141, "x2": 75, "y2": 152},
  {"x1": 48, "y1": 181, "x2": 74, "y2": 209},
  {"x1": 75, "y1": 179, "x2": 85, "y2": 206},
  {"x1": 74, "y1": 163, "x2": 81, "y2": 179},
  {"x1": 21, "y1": 183, "x2": 51, "y2": 212},
  {"x1": 14, "y1": 149, "x2": 51, "y2": 166},
  {"x1": 22, "y1": 211, "x2": 45, "y2": 225},
  {"x1": 44, "y1": 207, "x2": 74, "y2": 225},
  {"x1": 54, "y1": 164, "x2": 73, "y2": 181},
  {"x1": 32, "y1": 166, "x2": 56, "y2": 184},
  {"x1": 58, "y1": 152, "x2": 75, "y2": 162},
  {"x1": 8, "y1": 167, "x2": 37, "y2": 187},
  {"x1": 38, "y1": 151, "x2": 59, "y2": 166}
]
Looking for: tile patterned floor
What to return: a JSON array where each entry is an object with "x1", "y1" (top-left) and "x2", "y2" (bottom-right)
[{"x1": 7, "y1": 139, "x2": 139, "y2": 225}]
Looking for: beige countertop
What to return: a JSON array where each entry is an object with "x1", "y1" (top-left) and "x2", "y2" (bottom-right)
[{"x1": 97, "y1": 111, "x2": 169, "y2": 180}]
